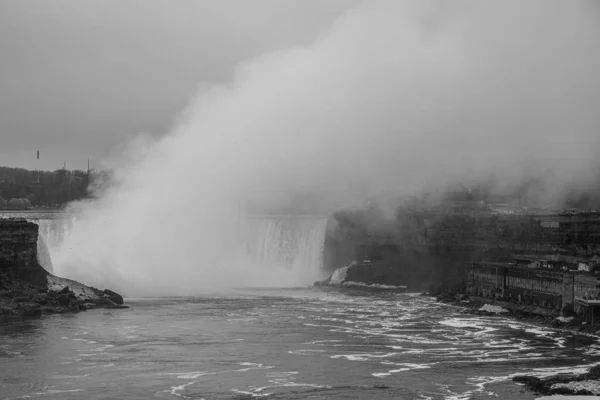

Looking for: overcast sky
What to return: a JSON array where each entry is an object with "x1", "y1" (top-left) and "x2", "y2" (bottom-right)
[{"x1": 0, "y1": 0, "x2": 359, "y2": 170}]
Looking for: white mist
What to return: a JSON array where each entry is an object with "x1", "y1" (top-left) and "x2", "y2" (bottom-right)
[{"x1": 51, "y1": 0, "x2": 600, "y2": 296}]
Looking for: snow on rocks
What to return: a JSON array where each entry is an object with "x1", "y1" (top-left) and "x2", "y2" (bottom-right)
[
  {"x1": 556, "y1": 316, "x2": 575, "y2": 324},
  {"x1": 551, "y1": 380, "x2": 600, "y2": 395},
  {"x1": 478, "y1": 304, "x2": 509, "y2": 314}
]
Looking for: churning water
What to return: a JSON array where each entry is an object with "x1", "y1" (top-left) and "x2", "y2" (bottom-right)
[
  {"x1": 3, "y1": 212, "x2": 600, "y2": 399},
  {"x1": 2, "y1": 290, "x2": 600, "y2": 400}
]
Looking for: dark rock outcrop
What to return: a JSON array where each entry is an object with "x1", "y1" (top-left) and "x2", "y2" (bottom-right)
[
  {"x1": 513, "y1": 365, "x2": 600, "y2": 396},
  {"x1": 0, "y1": 218, "x2": 127, "y2": 318}
]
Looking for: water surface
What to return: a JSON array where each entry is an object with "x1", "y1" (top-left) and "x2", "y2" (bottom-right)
[{"x1": 2, "y1": 289, "x2": 599, "y2": 399}]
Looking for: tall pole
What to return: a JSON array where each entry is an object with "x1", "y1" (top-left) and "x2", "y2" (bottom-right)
[{"x1": 36, "y1": 150, "x2": 40, "y2": 184}]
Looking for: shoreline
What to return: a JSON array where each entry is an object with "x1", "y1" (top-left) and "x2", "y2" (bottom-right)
[
  {"x1": 436, "y1": 293, "x2": 600, "y2": 397},
  {"x1": 437, "y1": 294, "x2": 600, "y2": 334}
]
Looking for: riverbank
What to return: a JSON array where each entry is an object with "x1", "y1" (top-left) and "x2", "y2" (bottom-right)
[
  {"x1": 437, "y1": 292, "x2": 600, "y2": 333},
  {"x1": 435, "y1": 292, "x2": 600, "y2": 396}
]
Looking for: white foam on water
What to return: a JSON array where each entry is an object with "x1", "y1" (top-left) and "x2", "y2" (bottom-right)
[
  {"x1": 231, "y1": 369, "x2": 329, "y2": 398},
  {"x1": 331, "y1": 352, "x2": 397, "y2": 361},
  {"x1": 169, "y1": 363, "x2": 274, "y2": 380},
  {"x1": 0, "y1": 345, "x2": 22, "y2": 357},
  {"x1": 342, "y1": 281, "x2": 407, "y2": 290},
  {"x1": 169, "y1": 380, "x2": 198, "y2": 397},
  {"x1": 288, "y1": 349, "x2": 326, "y2": 355},
  {"x1": 537, "y1": 396, "x2": 600, "y2": 400},
  {"x1": 525, "y1": 327, "x2": 555, "y2": 337},
  {"x1": 373, "y1": 362, "x2": 433, "y2": 377},
  {"x1": 306, "y1": 339, "x2": 343, "y2": 345},
  {"x1": 18, "y1": 389, "x2": 84, "y2": 398},
  {"x1": 266, "y1": 371, "x2": 299, "y2": 377},
  {"x1": 89, "y1": 344, "x2": 113, "y2": 352},
  {"x1": 439, "y1": 317, "x2": 481, "y2": 329},
  {"x1": 230, "y1": 389, "x2": 272, "y2": 398},
  {"x1": 53, "y1": 374, "x2": 91, "y2": 380}
]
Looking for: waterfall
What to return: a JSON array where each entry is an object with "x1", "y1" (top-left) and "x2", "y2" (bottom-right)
[
  {"x1": 27, "y1": 217, "x2": 74, "y2": 274},
  {"x1": 37, "y1": 234, "x2": 54, "y2": 273},
  {"x1": 32, "y1": 218, "x2": 74, "y2": 251},
  {"x1": 246, "y1": 215, "x2": 328, "y2": 280},
  {"x1": 20, "y1": 213, "x2": 329, "y2": 292}
]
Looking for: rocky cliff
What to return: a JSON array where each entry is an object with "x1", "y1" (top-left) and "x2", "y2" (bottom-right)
[
  {"x1": 322, "y1": 207, "x2": 600, "y2": 292},
  {"x1": 0, "y1": 218, "x2": 126, "y2": 317}
]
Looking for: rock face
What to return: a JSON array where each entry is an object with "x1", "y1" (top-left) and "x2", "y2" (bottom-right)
[
  {"x1": 323, "y1": 208, "x2": 600, "y2": 293},
  {"x1": 0, "y1": 218, "x2": 127, "y2": 318},
  {"x1": 0, "y1": 218, "x2": 47, "y2": 284}
]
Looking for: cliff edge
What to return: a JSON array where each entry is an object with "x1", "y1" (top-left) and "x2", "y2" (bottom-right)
[{"x1": 0, "y1": 218, "x2": 126, "y2": 317}]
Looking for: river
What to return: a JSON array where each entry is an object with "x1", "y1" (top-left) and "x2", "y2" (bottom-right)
[{"x1": 2, "y1": 289, "x2": 600, "y2": 400}]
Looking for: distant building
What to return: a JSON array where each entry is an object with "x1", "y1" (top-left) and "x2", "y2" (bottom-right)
[
  {"x1": 578, "y1": 259, "x2": 598, "y2": 273},
  {"x1": 528, "y1": 260, "x2": 550, "y2": 269},
  {"x1": 541, "y1": 220, "x2": 559, "y2": 228},
  {"x1": 0, "y1": 174, "x2": 15, "y2": 184}
]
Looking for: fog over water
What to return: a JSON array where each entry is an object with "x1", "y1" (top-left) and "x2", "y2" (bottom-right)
[{"x1": 53, "y1": 0, "x2": 600, "y2": 295}]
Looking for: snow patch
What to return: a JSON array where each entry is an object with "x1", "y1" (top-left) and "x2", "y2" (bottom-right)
[
  {"x1": 478, "y1": 304, "x2": 508, "y2": 313},
  {"x1": 47, "y1": 275, "x2": 101, "y2": 300},
  {"x1": 551, "y1": 381, "x2": 600, "y2": 395},
  {"x1": 556, "y1": 316, "x2": 575, "y2": 323}
]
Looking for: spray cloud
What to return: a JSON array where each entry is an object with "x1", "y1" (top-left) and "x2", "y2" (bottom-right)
[{"x1": 54, "y1": 0, "x2": 600, "y2": 295}]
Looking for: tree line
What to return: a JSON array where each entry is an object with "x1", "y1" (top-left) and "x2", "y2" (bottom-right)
[{"x1": 0, "y1": 166, "x2": 98, "y2": 209}]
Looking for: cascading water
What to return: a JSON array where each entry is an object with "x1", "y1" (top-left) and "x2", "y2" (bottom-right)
[
  {"x1": 245, "y1": 216, "x2": 329, "y2": 282},
  {"x1": 25, "y1": 213, "x2": 329, "y2": 293},
  {"x1": 27, "y1": 217, "x2": 75, "y2": 274},
  {"x1": 36, "y1": 234, "x2": 54, "y2": 273},
  {"x1": 247, "y1": 216, "x2": 328, "y2": 270},
  {"x1": 31, "y1": 218, "x2": 74, "y2": 253}
]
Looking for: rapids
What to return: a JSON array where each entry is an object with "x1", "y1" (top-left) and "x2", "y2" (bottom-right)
[{"x1": 2, "y1": 289, "x2": 600, "y2": 399}]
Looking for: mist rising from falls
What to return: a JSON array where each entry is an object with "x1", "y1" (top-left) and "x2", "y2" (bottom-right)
[{"x1": 51, "y1": 0, "x2": 600, "y2": 295}]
